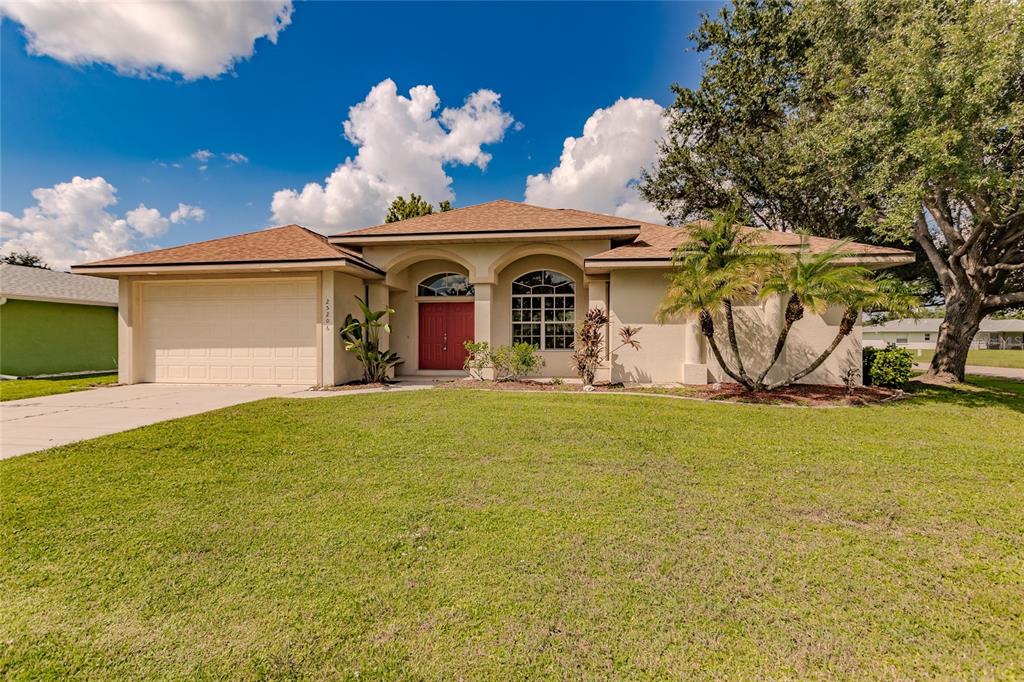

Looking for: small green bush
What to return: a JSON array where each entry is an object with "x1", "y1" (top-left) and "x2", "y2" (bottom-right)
[
  {"x1": 463, "y1": 341, "x2": 492, "y2": 380},
  {"x1": 866, "y1": 344, "x2": 913, "y2": 388},
  {"x1": 463, "y1": 341, "x2": 544, "y2": 381},
  {"x1": 862, "y1": 346, "x2": 878, "y2": 385}
]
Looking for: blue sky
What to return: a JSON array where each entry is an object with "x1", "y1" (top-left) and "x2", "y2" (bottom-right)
[{"x1": 1, "y1": 1, "x2": 716, "y2": 268}]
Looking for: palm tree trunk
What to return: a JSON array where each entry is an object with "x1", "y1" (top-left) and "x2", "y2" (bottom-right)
[
  {"x1": 767, "y1": 307, "x2": 857, "y2": 389},
  {"x1": 699, "y1": 309, "x2": 755, "y2": 389},
  {"x1": 754, "y1": 293, "x2": 803, "y2": 389},
  {"x1": 722, "y1": 298, "x2": 751, "y2": 382}
]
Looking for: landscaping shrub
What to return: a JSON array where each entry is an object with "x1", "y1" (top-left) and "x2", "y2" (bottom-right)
[
  {"x1": 862, "y1": 346, "x2": 878, "y2": 385},
  {"x1": 495, "y1": 343, "x2": 545, "y2": 381},
  {"x1": 571, "y1": 307, "x2": 642, "y2": 386},
  {"x1": 866, "y1": 344, "x2": 913, "y2": 388},
  {"x1": 463, "y1": 341, "x2": 492, "y2": 381},
  {"x1": 463, "y1": 341, "x2": 544, "y2": 381}
]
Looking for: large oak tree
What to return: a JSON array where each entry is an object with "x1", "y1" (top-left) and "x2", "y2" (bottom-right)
[{"x1": 642, "y1": 0, "x2": 1023, "y2": 383}]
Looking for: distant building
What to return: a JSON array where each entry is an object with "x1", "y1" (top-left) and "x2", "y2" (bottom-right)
[
  {"x1": 0, "y1": 263, "x2": 118, "y2": 377},
  {"x1": 864, "y1": 318, "x2": 1024, "y2": 350}
]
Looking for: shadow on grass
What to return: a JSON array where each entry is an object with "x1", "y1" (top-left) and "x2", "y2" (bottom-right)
[{"x1": 905, "y1": 375, "x2": 1024, "y2": 414}]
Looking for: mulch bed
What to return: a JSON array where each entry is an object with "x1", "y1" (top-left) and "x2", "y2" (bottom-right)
[
  {"x1": 649, "y1": 382, "x2": 901, "y2": 407},
  {"x1": 309, "y1": 382, "x2": 393, "y2": 392},
  {"x1": 440, "y1": 378, "x2": 900, "y2": 407}
]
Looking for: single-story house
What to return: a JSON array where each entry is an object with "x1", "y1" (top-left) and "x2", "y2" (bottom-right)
[
  {"x1": 864, "y1": 318, "x2": 1024, "y2": 350},
  {"x1": 0, "y1": 263, "x2": 118, "y2": 377},
  {"x1": 70, "y1": 200, "x2": 913, "y2": 386}
]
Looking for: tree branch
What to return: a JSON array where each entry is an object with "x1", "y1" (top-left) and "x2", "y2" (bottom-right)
[
  {"x1": 912, "y1": 212, "x2": 954, "y2": 290},
  {"x1": 980, "y1": 262, "x2": 1024, "y2": 274},
  {"x1": 984, "y1": 291, "x2": 1024, "y2": 309},
  {"x1": 926, "y1": 192, "x2": 962, "y2": 249}
]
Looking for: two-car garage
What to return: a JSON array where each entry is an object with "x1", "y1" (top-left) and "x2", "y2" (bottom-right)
[
  {"x1": 69, "y1": 224, "x2": 385, "y2": 387},
  {"x1": 139, "y1": 278, "x2": 319, "y2": 385}
]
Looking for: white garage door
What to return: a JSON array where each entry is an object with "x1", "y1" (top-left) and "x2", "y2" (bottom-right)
[{"x1": 141, "y1": 278, "x2": 318, "y2": 385}]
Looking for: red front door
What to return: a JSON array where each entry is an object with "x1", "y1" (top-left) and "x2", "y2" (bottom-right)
[{"x1": 419, "y1": 302, "x2": 474, "y2": 370}]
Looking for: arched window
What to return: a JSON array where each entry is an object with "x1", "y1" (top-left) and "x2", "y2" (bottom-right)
[
  {"x1": 511, "y1": 270, "x2": 575, "y2": 350},
  {"x1": 417, "y1": 273, "x2": 475, "y2": 297}
]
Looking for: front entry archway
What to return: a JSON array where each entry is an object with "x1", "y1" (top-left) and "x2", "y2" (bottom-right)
[{"x1": 418, "y1": 302, "x2": 474, "y2": 370}]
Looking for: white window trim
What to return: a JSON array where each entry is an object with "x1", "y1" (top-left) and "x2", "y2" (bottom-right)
[
  {"x1": 416, "y1": 271, "x2": 475, "y2": 298},
  {"x1": 510, "y1": 270, "x2": 576, "y2": 351}
]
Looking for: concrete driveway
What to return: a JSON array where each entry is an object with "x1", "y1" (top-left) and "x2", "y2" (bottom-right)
[{"x1": 1, "y1": 383, "x2": 312, "y2": 459}]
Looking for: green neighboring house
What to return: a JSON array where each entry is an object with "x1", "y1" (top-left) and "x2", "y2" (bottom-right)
[{"x1": 0, "y1": 263, "x2": 118, "y2": 377}]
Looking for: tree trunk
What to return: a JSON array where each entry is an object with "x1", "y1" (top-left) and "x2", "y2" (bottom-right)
[
  {"x1": 722, "y1": 298, "x2": 750, "y2": 381},
  {"x1": 755, "y1": 293, "x2": 803, "y2": 389},
  {"x1": 699, "y1": 309, "x2": 754, "y2": 389},
  {"x1": 923, "y1": 291, "x2": 985, "y2": 383},
  {"x1": 768, "y1": 307, "x2": 857, "y2": 389},
  {"x1": 910, "y1": 205, "x2": 1024, "y2": 385}
]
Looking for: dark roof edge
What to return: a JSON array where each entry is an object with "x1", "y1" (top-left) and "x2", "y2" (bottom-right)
[{"x1": 73, "y1": 256, "x2": 385, "y2": 275}]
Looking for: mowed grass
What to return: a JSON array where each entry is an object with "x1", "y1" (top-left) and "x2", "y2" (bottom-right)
[
  {"x1": 0, "y1": 373, "x2": 117, "y2": 402},
  {"x1": 2, "y1": 380, "x2": 1023, "y2": 679},
  {"x1": 911, "y1": 348, "x2": 1024, "y2": 369}
]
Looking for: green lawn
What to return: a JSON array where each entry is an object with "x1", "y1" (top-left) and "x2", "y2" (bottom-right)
[
  {"x1": 2, "y1": 380, "x2": 1022, "y2": 678},
  {"x1": 910, "y1": 348, "x2": 1024, "y2": 369},
  {"x1": 0, "y1": 373, "x2": 117, "y2": 402}
]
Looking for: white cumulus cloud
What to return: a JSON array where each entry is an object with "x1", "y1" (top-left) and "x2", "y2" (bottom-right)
[
  {"x1": 192, "y1": 148, "x2": 214, "y2": 171},
  {"x1": 0, "y1": 176, "x2": 204, "y2": 271},
  {"x1": 271, "y1": 79, "x2": 516, "y2": 231},
  {"x1": 125, "y1": 204, "x2": 169, "y2": 237},
  {"x1": 525, "y1": 97, "x2": 667, "y2": 223},
  {"x1": 0, "y1": 0, "x2": 292, "y2": 80},
  {"x1": 170, "y1": 203, "x2": 206, "y2": 224},
  {"x1": 223, "y1": 152, "x2": 249, "y2": 165}
]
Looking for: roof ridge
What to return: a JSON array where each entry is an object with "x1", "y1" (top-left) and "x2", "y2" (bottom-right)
[
  {"x1": 330, "y1": 198, "x2": 516, "y2": 236},
  {"x1": 94, "y1": 224, "x2": 309, "y2": 263}
]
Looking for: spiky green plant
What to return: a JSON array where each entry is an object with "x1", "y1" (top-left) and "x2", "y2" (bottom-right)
[{"x1": 340, "y1": 297, "x2": 402, "y2": 383}]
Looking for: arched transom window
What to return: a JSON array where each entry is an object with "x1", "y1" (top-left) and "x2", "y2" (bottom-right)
[
  {"x1": 418, "y1": 273, "x2": 475, "y2": 297},
  {"x1": 511, "y1": 270, "x2": 575, "y2": 350}
]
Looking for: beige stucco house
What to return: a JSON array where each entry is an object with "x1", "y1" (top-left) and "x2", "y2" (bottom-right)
[{"x1": 71, "y1": 200, "x2": 913, "y2": 387}]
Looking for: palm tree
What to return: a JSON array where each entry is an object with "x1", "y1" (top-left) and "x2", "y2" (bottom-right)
[
  {"x1": 659, "y1": 208, "x2": 918, "y2": 392},
  {"x1": 657, "y1": 258, "x2": 757, "y2": 388},
  {"x1": 754, "y1": 240, "x2": 874, "y2": 387},
  {"x1": 662, "y1": 206, "x2": 776, "y2": 389},
  {"x1": 764, "y1": 274, "x2": 918, "y2": 389}
]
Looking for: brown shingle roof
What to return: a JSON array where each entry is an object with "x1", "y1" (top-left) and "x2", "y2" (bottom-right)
[
  {"x1": 332, "y1": 199, "x2": 911, "y2": 260},
  {"x1": 588, "y1": 220, "x2": 914, "y2": 261},
  {"x1": 331, "y1": 199, "x2": 640, "y2": 239},
  {"x1": 74, "y1": 225, "x2": 381, "y2": 271}
]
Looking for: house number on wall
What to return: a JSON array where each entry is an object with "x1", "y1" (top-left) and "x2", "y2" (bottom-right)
[{"x1": 324, "y1": 298, "x2": 332, "y2": 325}]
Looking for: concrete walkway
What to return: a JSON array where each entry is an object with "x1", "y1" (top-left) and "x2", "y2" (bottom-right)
[{"x1": 914, "y1": 364, "x2": 1024, "y2": 380}]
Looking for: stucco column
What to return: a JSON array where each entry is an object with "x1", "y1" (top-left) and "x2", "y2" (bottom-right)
[
  {"x1": 319, "y1": 271, "x2": 336, "y2": 386},
  {"x1": 682, "y1": 321, "x2": 708, "y2": 384},
  {"x1": 117, "y1": 277, "x2": 136, "y2": 384},
  {"x1": 366, "y1": 281, "x2": 393, "y2": 379},
  {"x1": 585, "y1": 276, "x2": 611, "y2": 383},
  {"x1": 472, "y1": 282, "x2": 494, "y2": 380}
]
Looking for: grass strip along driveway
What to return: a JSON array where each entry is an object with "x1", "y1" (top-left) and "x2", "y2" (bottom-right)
[
  {"x1": 0, "y1": 373, "x2": 117, "y2": 402},
  {"x1": 2, "y1": 378, "x2": 1022, "y2": 678}
]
